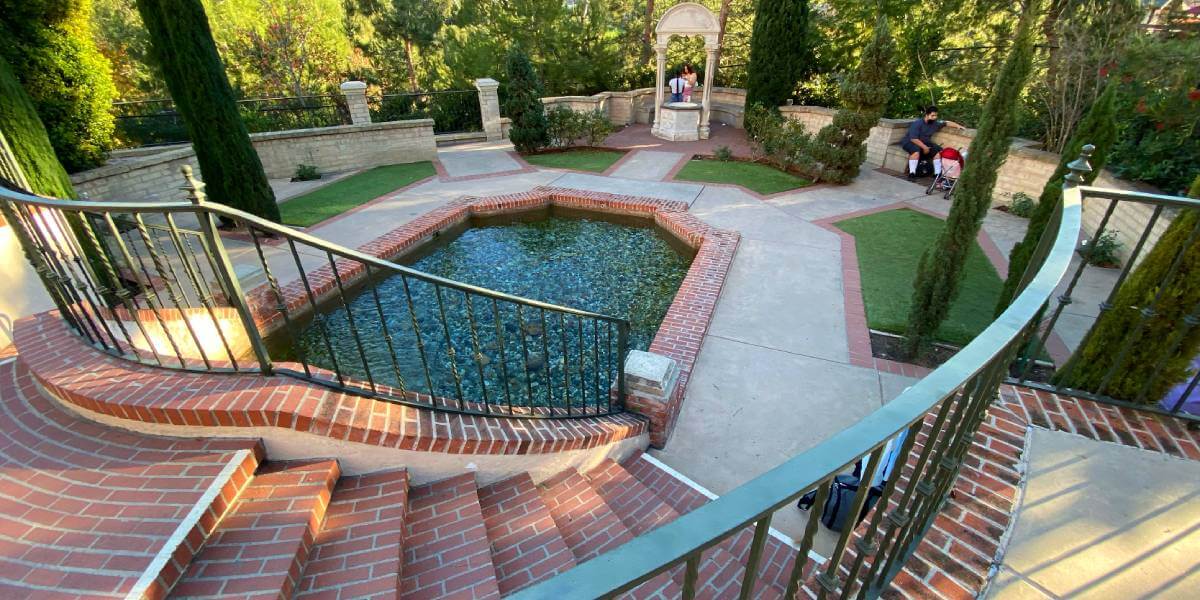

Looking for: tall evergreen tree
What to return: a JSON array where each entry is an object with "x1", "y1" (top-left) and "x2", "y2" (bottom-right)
[
  {"x1": 134, "y1": 0, "x2": 279, "y2": 222},
  {"x1": 0, "y1": 0, "x2": 117, "y2": 172},
  {"x1": 810, "y1": 15, "x2": 893, "y2": 184},
  {"x1": 1055, "y1": 175, "x2": 1200, "y2": 403},
  {"x1": 744, "y1": 0, "x2": 810, "y2": 109},
  {"x1": 903, "y1": 1, "x2": 1042, "y2": 357},
  {"x1": 995, "y1": 82, "x2": 1118, "y2": 314},
  {"x1": 504, "y1": 48, "x2": 549, "y2": 153},
  {"x1": 0, "y1": 58, "x2": 76, "y2": 198}
]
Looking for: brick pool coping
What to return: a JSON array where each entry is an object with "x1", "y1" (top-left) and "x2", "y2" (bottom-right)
[
  {"x1": 813, "y1": 201, "x2": 1072, "y2": 377},
  {"x1": 244, "y1": 186, "x2": 738, "y2": 447}
]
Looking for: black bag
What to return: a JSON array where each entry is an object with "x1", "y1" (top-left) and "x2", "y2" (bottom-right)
[
  {"x1": 915, "y1": 156, "x2": 934, "y2": 177},
  {"x1": 796, "y1": 471, "x2": 883, "y2": 532}
]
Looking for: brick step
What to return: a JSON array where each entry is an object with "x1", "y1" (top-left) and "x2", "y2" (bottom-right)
[
  {"x1": 169, "y1": 459, "x2": 340, "y2": 598},
  {"x1": 0, "y1": 358, "x2": 262, "y2": 599},
  {"x1": 478, "y1": 473, "x2": 577, "y2": 594},
  {"x1": 537, "y1": 468, "x2": 683, "y2": 599},
  {"x1": 401, "y1": 473, "x2": 502, "y2": 600},
  {"x1": 296, "y1": 468, "x2": 410, "y2": 599}
]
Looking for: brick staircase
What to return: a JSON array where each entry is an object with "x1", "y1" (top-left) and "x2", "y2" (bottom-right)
[{"x1": 0, "y1": 352, "x2": 814, "y2": 599}]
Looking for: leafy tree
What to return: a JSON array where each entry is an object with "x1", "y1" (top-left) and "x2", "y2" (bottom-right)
[
  {"x1": 1056, "y1": 175, "x2": 1200, "y2": 403},
  {"x1": 810, "y1": 15, "x2": 893, "y2": 184},
  {"x1": 93, "y1": 0, "x2": 168, "y2": 100},
  {"x1": 347, "y1": 0, "x2": 450, "y2": 92},
  {"x1": 744, "y1": 0, "x2": 810, "y2": 109},
  {"x1": 135, "y1": 0, "x2": 280, "y2": 221},
  {"x1": 0, "y1": 0, "x2": 117, "y2": 172},
  {"x1": 503, "y1": 48, "x2": 549, "y2": 153},
  {"x1": 0, "y1": 58, "x2": 76, "y2": 198},
  {"x1": 903, "y1": 0, "x2": 1042, "y2": 357},
  {"x1": 995, "y1": 82, "x2": 1118, "y2": 314}
]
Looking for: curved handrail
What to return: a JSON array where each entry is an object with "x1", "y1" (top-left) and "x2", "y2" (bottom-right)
[
  {"x1": 0, "y1": 186, "x2": 629, "y2": 325},
  {"x1": 509, "y1": 183, "x2": 1086, "y2": 595}
]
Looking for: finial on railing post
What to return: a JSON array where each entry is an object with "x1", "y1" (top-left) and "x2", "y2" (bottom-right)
[
  {"x1": 1063, "y1": 144, "x2": 1094, "y2": 188},
  {"x1": 180, "y1": 165, "x2": 207, "y2": 204}
]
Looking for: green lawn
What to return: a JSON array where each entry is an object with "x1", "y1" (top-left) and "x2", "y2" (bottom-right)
[
  {"x1": 835, "y1": 208, "x2": 1003, "y2": 347},
  {"x1": 673, "y1": 158, "x2": 812, "y2": 195},
  {"x1": 278, "y1": 162, "x2": 436, "y2": 227},
  {"x1": 521, "y1": 149, "x2": 626, "y2": 172}
]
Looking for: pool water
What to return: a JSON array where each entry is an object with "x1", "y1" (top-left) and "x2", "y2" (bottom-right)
[{"x1": 274, "y1": 211, "x2": 693, "y2": 410}]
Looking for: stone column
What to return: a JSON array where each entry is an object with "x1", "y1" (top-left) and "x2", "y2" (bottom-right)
[
  {"x1": 340, "y1": 81, "x2": 370, "y2": 125},
  {"x1": 474, "y1": 78, "x2": 504, "y2": 140},
  {"x1": 653, "y1": 44, "x2": 668, "y2": 135},
  {"x1": 621, "y1": 350, "x2": 682, "y2": 448},
  {"x1": 699, "y1": 46, "x2": 718, "y2": 140}
]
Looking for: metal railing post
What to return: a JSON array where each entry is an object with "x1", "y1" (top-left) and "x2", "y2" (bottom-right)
[{"x1": 180, "y1": 166, "x2": 274, "y2": 375}]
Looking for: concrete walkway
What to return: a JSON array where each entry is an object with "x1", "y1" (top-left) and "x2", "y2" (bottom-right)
[{"x1": 988, "y1": 429, "x2": 1200, "y2": 599}]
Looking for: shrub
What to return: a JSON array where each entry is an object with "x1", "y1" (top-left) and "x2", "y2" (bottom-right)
[
  {"x1": 136, "y1": 0, "x2": 279, "y2": 222},
  {"x1": 0, "y1": 0, "x2": 117, "y2": 172},
  {"x1": 903, "y1": 0, "x2": 1041, "y2": 358},
  {"x1": 545, "y1": 105, "x2": 582, "y2": 148},
  {"x1": 293, "y1": 164, "x2": 321, "y2": 182},
  {"x1": 582, "y1": 110, "x2": 613, "y2": 146},
  {"x1": 1080, "y1": 230, "x2": 1122, "y2": 267},
  {"x1": 714, "y1": 145, "x2": 733, "y2": 162},
  {"x1": 1008, "y1": 192, "x2": 1036, "y2": 218},
  {"x1": 503, "y1": 48, "x2": 549, "y2": 153},
  {"x1": 744, "y1": 104, "x2": 816, "y2": 176},
  {"x1": 0, "y1": 57, "x2": 76, "y2": 198},
  {"x1": 745, "y1": 0, "x2": 810, "y2": 109}
]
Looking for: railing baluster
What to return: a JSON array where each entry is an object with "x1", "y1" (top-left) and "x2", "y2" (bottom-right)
[
  {"x1": 327, "y1": 252, "x2": 376, "y2": 393},
  {"x1": 515, "y1": 304, "x2": 534, "y2": 409},
  {"x1": 289, "y1": 239, "x2": 345, "y2": 385},
  {"x1": 103, "y1": 212, "x2": 190, "y2": 366},
  {"x1": 76, "y1": 212, "x2": 162, "y2": 366},
  {"x1": 463, "y1": 292, "x2": 490, "y2": 411},
  {"x1": 559, "y1": 312, "x2": 570, "y2": 415},
  {"x1": 1136, "y1": 302, "x2": 1200, "y2": 405},
  {"x1": 592, "y1": 319, "x2": 600, "y2": 414},
  {"x1": 41, "y1": 209, "x2": 131, "y2": 352},
  {"x1": 786, "y1": 479, "x2": 832, "y2": 600},
  {"x1": 248, "y1": 226, "x2": 312, "y2": 378},
  {"x1": 365, "y1": 264, "x2": 406, "y2": 393},
  {"x1": 133, "y1": 213, "x2": 213, "y2": 369},
  {"x1": 738, "y1": 514, "x2": 774, "y2": 600},
  {"x1": 682, "y1": 553, "x2": 700, "y2": 600},
  {"x1": 576, "y1": 316, "x2": 586, "y2": 413},
  {"x1": 540, "y1": 308, "x2": 553, "y2": 409},
  {"x1": 163, "y1": 213, "x2": 239, "y2": 367},
  {"x1": 400, "y1": 274, "x2": 436, "y2": 397},
  {"x1": 852, "y1": 421, "x2": 924, "y2": 599},
  {"x1": 491, "y1": 299, "x2": 514, "y2": 414},
  {"x1": 433, "y1": 285, "x2": 465, "y2": 408},
  {"x1": 815, "y1": 447, "x2": 884, "y2": 599}
]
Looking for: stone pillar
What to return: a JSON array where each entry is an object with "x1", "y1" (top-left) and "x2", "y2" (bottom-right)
[
  {"x1": 340, "y1": 81, "x2": 370, "y2": 125},
  {"x1": 699, "y1": 46, "x2": 718, "y2": 140},
  {"x1": 652, "y1": 44, "x2": 668, "y2": 135},
  {"x1": 474, "y1": 78, "x2": 504, "y2": 140},
  {"x1": 621, "y1": 350, "x2": 682, "y2": 448}
]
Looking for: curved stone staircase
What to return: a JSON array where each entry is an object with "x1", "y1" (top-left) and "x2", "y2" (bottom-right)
[{"x1": 0, "y1": 350, "x2": 808, "y2": 599}]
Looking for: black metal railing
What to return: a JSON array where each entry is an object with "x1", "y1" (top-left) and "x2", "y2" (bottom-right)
[
  {"x1": 369, "y1": 90, "x2": 482, "y2": 134},
  {"x1": 111, "y1": 95, "x2": 350, "y2": 148},
  {"x1": 1008, "y1": 184, "x2": 1200, "y2": 422},
  {"x1": 507, "y1": 152, "x2": 1161, "y2": 597},
  {"x1": 0, "y1": 168, "x2": 629, "y2": 418}
]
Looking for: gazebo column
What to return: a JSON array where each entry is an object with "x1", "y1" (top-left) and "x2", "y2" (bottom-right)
[
  {"x1": 653, "y1": 43, "x2": 667, "y2": 135},
  {"x1": 699, "y1": 45, "x2": 718, "y2": 140}
]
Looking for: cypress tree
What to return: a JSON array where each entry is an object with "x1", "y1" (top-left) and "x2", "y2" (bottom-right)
[
  {"x1": 744, "y1": 0, "x2": 810, "y2": 110},
  {"x1": 504, "y1": 48, "x2": 549, "y2": 153},
  {"x1": 0, "y1": 57, "x2": 76, "y2": 198},
  {"x1": 995, "y1": 82, "x2": 1118, "y2": 314},
  {"x1": 903, "y1": 2, "x2": 1042, "y2": 358},
  {"x1": 134, "y1": 0, "x2": 280, "y2": 222},
  {"x1": 1055, "y1": 175, "x2": 1200, "y2": 403},
  {"x1": 0, "y1": 0, "x2": 117, "y2": 172},
  {"x1": 810, "y1": 15, "x2": 893, "y2": 184}
]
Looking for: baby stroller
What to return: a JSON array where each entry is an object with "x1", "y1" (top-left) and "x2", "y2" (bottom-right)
[{"x1": 926, "y1": 147, "x2": 966, "y2": 200}]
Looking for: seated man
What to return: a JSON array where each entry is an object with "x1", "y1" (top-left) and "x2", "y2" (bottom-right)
[{"x1": 901, "y1": 105, "x2": 965, "y2": 180}]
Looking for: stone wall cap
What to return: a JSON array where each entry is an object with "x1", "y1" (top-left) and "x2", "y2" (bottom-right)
[
  {"x1": 249, "y1": 119, "x2": 434, "y2": 142},
  {"x1": 474, "y1": 77, "x2": 500, "y2": 89},
  {"x1": 625, "y1": 350, "x2": 678, "y2": 389},
  {"x1": 339, "y1": 80, "x2": 368, "y2": 92}
]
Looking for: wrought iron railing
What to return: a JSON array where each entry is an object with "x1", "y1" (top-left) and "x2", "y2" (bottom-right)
[
  {"x1": 507, "y1": 153, "x2": 1143, "y2": 597},
  {"x1": 111, "y1": 95, "x2": 350, "y2": 148},
  {"x1": 1008, "y1": 186, "x2": 1200, "y2": 421},
  {"x1": 0, "y1": 169, "x2": 629, "y2": 419},
  {"x1": 369, "y1": 90, "x2": 483, "y2": 134}
]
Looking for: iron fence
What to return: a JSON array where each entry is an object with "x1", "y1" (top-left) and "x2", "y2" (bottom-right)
[
  {"x1": 0, "y1": 169, "x2": 629, "y2": 419},
  {"x1": 369, "y1": 90, "x2": 482, "y2": 134},
  {"x1": 507, "y1": 153, "x2": 1132, "y2": 597},
  {"x1": 110, "y1": 95, "x2": 349, "y2": 148}
]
